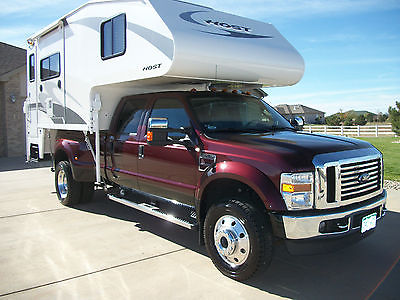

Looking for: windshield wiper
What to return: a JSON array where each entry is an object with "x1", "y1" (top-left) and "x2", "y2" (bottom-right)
[
  {"x1": 270, "y1": 125, "x2": 295, "y2": 132},
  {"x1": 209, "y1": 128, "x2": 271, "y2": 133}
]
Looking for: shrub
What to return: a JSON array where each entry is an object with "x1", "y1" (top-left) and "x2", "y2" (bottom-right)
[
  {"x1": 354, "y1": 114, "x2": 367, "y2": 125},
  {"x1": 326, "y1": 114, "x2": 342, "y2": 126},
  {"x1": 388, "y1": 102, "x2": 400, "y2": 134}
]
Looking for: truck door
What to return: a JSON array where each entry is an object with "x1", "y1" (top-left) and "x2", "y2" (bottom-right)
[
  {"x1": 137, "y1": 96, "x2": 199, "y2": 207},
  {"x1": 37, "y1": 26, "x2": 65, "y2": 124},
  {"x1": 106, "y1": 97, "x2": 147, "y2": 189}
]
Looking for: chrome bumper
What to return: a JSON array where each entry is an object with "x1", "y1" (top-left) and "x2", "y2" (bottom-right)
[{"x1": 281, "y1": 190, "x2": 387, "y2": 239}]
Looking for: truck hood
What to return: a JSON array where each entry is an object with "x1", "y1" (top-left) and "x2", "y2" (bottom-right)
[{"x1": 207, "y1": 130, "x2": 373, "y2": 165}]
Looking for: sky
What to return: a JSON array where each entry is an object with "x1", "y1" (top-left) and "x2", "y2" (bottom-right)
[{"x1": 1, "y1": 0, "x2": 399, "y2": 115}]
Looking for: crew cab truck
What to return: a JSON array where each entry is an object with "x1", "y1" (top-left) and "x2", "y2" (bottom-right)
[{"x1": 25, "y1": 0, "x2": 386, "y2": 281}]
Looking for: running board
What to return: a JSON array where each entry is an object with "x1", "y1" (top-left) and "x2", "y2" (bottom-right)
[{"x1": 108, "y1": 195, "x2": 197, "y2": 230}]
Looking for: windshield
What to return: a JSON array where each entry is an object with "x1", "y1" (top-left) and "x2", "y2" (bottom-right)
[{"x1": 188, "y1": 94, "x2": 293, "y2": 134}]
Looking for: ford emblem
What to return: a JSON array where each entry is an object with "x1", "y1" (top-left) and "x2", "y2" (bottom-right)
[{"x1": 358, "y1": 173, "x2": 370, "y2": 183}]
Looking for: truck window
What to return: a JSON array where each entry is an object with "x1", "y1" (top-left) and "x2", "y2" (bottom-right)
[
  {"x1": 117, "y1": 98, "x2": 146, "y2": 138},
  {"x1": 101, "y1": 13, "x2": 126, "y2": 60},
  {"x1": 150, "y1": 98, "x2": 191, "y2": 130},
  {"x1": 40, "y1": 53, "x2": 60, "y2": 81},
  {"x1": 29, "y1": 54, "x2": 35, "y2": 82},
  {"x1": 189, "y1": 95, "x2": 292, "y2": 133}
]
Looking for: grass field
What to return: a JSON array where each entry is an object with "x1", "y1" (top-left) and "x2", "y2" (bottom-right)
[{"x1": 358, "y1": 137, "x2": 400, "y2": 181}]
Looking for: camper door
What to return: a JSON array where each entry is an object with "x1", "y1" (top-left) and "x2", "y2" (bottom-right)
[
  {"x1": 37, "y1": 24, "x2": 65, "y2": 125},
  {"x1": 26, "y1": 46, "x2": 38, "y2": 138}
]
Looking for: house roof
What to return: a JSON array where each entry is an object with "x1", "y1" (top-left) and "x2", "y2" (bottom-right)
[
  {"x1": 0, "y1": 42, "x2": 26, "y2": 77},
  {"x1": 275, "y1": 104, "x2": 325, "y2": 115}
]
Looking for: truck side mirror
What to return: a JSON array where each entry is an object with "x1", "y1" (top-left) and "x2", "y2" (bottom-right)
[
  {"x1": 147, "y1": 118, "x2": 198, "y2": 150},
  {"x1": 291, "y1": 116, "x2": 304, "y2": 131},
  {"x1": 147, "y1": 118, "x2": 169, "y2": 146}
]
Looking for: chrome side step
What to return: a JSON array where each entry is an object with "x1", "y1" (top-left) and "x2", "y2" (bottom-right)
[{"x1": 108, "y1": 195, "x2": 197, "y2": 230}]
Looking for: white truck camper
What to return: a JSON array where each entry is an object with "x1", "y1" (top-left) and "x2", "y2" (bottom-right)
[{"x1": 25, "y1": 0, "x2": 304, "y2": 175}]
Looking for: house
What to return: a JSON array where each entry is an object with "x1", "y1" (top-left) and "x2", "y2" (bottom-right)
[
  {"x1": 0, "y1": 42, "x2": 27, "y2": 157},
  {"x1": 275, "y1": 104, "x2": 325, "y2": 124}
]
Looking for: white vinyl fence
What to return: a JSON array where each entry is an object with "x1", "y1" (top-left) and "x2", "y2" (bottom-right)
[{"x1": 305, "y1": 124, "x2": 396, "y2": 137}]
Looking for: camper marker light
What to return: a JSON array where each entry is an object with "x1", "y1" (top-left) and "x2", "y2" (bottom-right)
[{"x1": 280, "y1": 172, "x2": 314, "y2": 210}]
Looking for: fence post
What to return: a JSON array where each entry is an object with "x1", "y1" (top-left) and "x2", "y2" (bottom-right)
[
  {"x1": 308, "y1": 125, "x2": 312, "y2": 133},
  {"x1": 341, "y1": 126, "x2": 344, "y2": 136},
  {"x1": 324, "y1": 126, "x2": 327, "y2": 134},
  {"x1": 376, "y1": 125, "x2": 378, "y2": 137},
  {"x1": 357, "y1": 125, "x2": 360, "y2": 137}
]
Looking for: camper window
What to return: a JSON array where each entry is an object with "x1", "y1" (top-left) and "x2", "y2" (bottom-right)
[
  {"x1": 101, "y1": 13, "x2": 126, "y2": 60},
  {"x1": 40, "y1": 53, "x2": 60, "y2": 81},
  {"x1": 29, "y1": 54, "x2": 35, "y2": 82}
]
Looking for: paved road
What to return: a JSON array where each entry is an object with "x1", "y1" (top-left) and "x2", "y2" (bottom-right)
[{"x1": 0, "y1": 158, "x2": 399, "y2": 299}]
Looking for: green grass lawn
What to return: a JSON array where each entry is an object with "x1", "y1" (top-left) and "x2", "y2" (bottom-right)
[{"x1": 358, "y1": 137, "x2": 400, "y2": 181}]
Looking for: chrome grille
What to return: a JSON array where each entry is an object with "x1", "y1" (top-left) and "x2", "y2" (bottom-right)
[
  {"x1": 340, "y1": 158, "x2": 381, "y2": 201},
  {"x1": 313, "y1": 148, "x2": 384, "y2": 209}
]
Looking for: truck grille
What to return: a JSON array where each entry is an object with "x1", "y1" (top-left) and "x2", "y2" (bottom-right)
[
  {"x1": 314, "y1": 151, "x2": 384, "y2": 209},
  {"x1": 340, "y1": 158, "x2": 381, "y2": 201}
]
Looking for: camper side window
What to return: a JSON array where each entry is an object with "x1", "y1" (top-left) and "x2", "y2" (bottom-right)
[
  {"x1": 101, "y1": 13, "x2": 126, "y2": 60},
  {"x1": 40, "y1": 53, "x2": 60, "y2": 81},
  {"x1": 29, "y1": 54, "x2": 35, "y2": 82}
]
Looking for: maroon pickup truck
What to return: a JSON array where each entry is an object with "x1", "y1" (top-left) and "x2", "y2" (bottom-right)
[{"x1": 53, "y1": 91, "x2": 386, "y2": 280}]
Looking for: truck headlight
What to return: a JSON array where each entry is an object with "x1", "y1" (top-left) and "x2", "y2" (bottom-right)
[{"x1": 280, "y1": 172, "x2": 314, "y2": 210}]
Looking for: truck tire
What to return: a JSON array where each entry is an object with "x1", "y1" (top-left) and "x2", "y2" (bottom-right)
[
  {"x1": 80, "y1": 182, "x2": 94, "y2": 203},
  {"x1": 55, "y1": 161, "x2": 82, "y2": 206},
  {"x1": 204, "y1": 198, "x2": 272, "y2": 281}
]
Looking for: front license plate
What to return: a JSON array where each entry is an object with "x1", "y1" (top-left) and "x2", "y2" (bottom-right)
[{"x1": 361, "y1": 213, "x2": 377, "y2": 233}]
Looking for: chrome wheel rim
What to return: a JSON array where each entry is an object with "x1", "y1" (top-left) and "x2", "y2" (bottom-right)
[
  {"x1": 214, "y1": 215, "x2": 250, "y2": 267},
  {"x1": 57, "y1": 169, "x2": 68, "y2": 199}
]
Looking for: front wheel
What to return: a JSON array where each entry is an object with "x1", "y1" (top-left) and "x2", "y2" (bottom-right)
[{"x1": 204, "y1": 198, "x2": 273, "y2": 281}]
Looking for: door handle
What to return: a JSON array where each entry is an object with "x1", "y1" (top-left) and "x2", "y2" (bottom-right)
[
  {"x1": 138, "y1": 145, "x2": 144, "y2": 159},
  {"x1": 109, "y1": 136, "x2": 115, "y2": 153}
]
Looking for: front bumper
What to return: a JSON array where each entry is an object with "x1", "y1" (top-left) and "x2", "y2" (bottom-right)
[{"x1": 272, "y1": 190, "x2": 386, "y2": 240}]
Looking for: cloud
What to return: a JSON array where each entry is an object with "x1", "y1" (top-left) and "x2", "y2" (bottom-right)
[
  {"x1": 0, "y1": 0, "x2": 85, "y2": 16},
  {"x1": 309, "y1": 57, "x2": 400, "y2": 67},
  {"x1": 267, "y1": 86, "x2": 400, "y2": 115},
  {"x1": 0, "y1": 25, "x2": 38, "y2": 48},
  {"x1": 270, "y1": 86, "x2": 399, "y2": 101}
]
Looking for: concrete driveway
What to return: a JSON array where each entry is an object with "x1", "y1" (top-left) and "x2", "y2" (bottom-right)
[{"x1": 0, "y1": 157, "x2": 399, "y2": 299}]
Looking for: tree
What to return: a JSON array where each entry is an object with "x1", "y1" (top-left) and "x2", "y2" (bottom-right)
[
  {"x1": 388, "y1": 101, "x2": 400, "y2": 134},
  {"x1": 326, "y1": 114, "x2": 341, "y2": 126},
  {"x1": 378, "y1": 112, "x2": 388, "y2": 123},
  {"x1": 365, "y1": 113, "x2": 374, "y2": 123},
  {"x1": 354, "y1": 114, "x2": 367, "y2": 125},
  {"x1": 343, "y1": 113, "x2": 355, "y2": 126}
]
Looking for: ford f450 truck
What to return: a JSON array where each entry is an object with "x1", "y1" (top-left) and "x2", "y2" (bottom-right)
[
  {"x1": 53, "y1": 90, "x2": 386, "y2": 280},
  {"x1": 24, "y1": 0, "x2": 386, "y2": 281}
]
